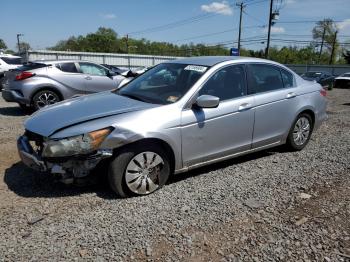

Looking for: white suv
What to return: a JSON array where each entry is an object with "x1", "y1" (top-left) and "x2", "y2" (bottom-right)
[{"x1": 0, "y1": 53, "x2": 23, "y2": 89}]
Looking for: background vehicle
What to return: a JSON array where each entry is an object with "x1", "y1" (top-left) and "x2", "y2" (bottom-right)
[
  {"x1": 334, "y1": 72, "x2": 350, "y2": 89},
  {"x1": 17, "y1": 57, "x2": 327, "y2": 197},
  {"x1": 101, "y1": 64, "x2": 129, "y2": 75},
  {"x1": 2, "y1": 60, "x2": 126, "y2": 110},
  {"x1": 301, "y1": 71, "x2": 335, "y2": 89},
  {"x1": 0, "y1": 53, "x2": 23, "y2": 90}
]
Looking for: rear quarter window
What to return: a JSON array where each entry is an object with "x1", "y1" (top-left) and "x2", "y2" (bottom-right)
[{"x1": 280, "y1": 69, "x2": 295, "y2": 88}]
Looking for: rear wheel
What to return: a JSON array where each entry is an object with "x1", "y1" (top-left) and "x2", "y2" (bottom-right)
[
  {"x1": 286, "y1": 113, "x2": 313, "y2": 151},
  {"x1": 108, "y1": 143, "x2": 171, "y2": 197},
  {"x1": 32, "y1": 90, "x2": 60, "y2": 110}
]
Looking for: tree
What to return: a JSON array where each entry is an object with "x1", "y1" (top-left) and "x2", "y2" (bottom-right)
[
  {"x1": 17, "y1": 42, "x2": 31, "y2": 52},
  {"x1": 312, "y1": 19, "x2": 338, "y2": 63},
  {"x1": 0, "y1": 39, "x2": 7, "y2": 50},
  {"x1": 343, "y1": 50, "x2": 350, "y2": 64}
]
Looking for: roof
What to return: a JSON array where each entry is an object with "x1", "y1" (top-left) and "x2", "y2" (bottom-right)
[{"x1": 167, "y1": 56, "x2": 273, "y2": 67}]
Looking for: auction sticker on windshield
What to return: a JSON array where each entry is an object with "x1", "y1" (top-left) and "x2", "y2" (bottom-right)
[{"x1": 184, "y1": 65, "x2": 208, "y2": 73}]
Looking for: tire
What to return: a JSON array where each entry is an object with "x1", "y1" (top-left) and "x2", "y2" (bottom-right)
[
  {"x1": 108, "y1": 142, "x2": 171, "y2": 197},
  {"x1": 32, "y1": 90, "x2": 61, "y2": 111},
  {"x1": 286, "y1": 113, "x2": 313, "y2": 151}
]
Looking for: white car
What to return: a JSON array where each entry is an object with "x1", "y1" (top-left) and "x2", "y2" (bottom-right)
[
  {"x1": 0, "y1": 53, "x2": 23, "y2": 90},
  {"x1": 334, "y1": 72, "x2": 350, "y2": 89}
]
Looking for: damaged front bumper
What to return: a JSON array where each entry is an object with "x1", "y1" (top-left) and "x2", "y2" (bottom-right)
[{"x1": 17, "y1": 135, "x2": 113, "y2": 183}]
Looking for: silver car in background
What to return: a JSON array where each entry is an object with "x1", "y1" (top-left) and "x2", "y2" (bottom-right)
[
  {"x1": 17, "y1": 56, "x2": 327, "y2": 197},
  {"x1": 2, "y1": 60, "x2": 126, "y2": 110}
]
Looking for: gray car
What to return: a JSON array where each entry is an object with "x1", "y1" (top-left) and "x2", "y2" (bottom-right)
[
  {"x1": 17, "y1": 56, "x2": 327, "y2": 197},
  {"x1": 2, "y1": 60, "x2": 125, "y2": 110}
]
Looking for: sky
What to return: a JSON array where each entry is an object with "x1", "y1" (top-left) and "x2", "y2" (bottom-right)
[{"x1": 1, "y1": 0, "x2": 350, "y2": 52}]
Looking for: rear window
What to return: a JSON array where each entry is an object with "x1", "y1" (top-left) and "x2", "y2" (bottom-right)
[
  {"x1": 1, "y1": 57, "x2": 22, "y2": 65},
  {"x1": 17, "y1": 62, "x2": 47, "y2": 71},
  {"x1": 56, "y1": 62, "x2": 78, "y2": 73}
]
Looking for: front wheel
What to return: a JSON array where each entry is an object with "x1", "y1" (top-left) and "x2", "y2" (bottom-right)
[
  {"x1": 108, "y1": 143, "x2": 171, "y2": 197},
  {"x1": 32, "y1": 90, "x2": 60, "y2": 111},
  {"x1": 286, "y1": 113, "x2": 313, "y2": 151}
]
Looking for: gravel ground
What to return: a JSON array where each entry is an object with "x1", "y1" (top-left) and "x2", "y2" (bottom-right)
[{"x1": 0, "y1": 89, "x2": 349, "y2": 261}]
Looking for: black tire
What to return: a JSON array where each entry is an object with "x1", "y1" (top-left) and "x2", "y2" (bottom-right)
[
  {"x1": 108, "y1": 142, "x2": 171, "y2": 198},
  {"x1": 32, "y1": 89, "x2": 61, "y2": 111},
  {"x1": 286, "y1": 113, "x2": 313, "y2": 151}
]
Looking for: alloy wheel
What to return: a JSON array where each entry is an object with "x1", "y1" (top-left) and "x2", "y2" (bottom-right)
[
  {"x1": 125, "y1": 151, "x2": 164, "y2": 195},
  {"x1": 292, "y1": 116, "x2": 311, "y2": 146}
]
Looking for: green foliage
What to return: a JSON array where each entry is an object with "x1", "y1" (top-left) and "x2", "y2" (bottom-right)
[
  {"x1": 343, "y1": 50, "x2": 350, "y2": 64},
  {"x1": 48, "y1": 26, "x2": 346, "y2": 64},
  {"x1": 0, "y1": 39, "x2": 7, "y2": 50},
  {"x1": 17, "y1": 42, "x2": 31, "y2": 52}
]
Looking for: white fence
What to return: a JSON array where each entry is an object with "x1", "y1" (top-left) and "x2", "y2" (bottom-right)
[
  {"x1": 25, "y1": 50, "x2": 350, "y2": 75},
  {"x1": 26, "y1": 50, "x2": 181, "y2": 69}
]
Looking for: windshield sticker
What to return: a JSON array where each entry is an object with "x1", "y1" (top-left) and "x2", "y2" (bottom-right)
[{"x1": 184, "y1": 65, "x2": 208, "y2": 73}]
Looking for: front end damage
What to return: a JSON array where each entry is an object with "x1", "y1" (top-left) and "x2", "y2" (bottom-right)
[{"x1": 17, "y1": 131, "x2": 113, "y2": 184}]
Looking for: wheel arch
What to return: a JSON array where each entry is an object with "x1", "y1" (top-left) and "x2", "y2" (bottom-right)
[
  {"x1": 30, "y1": 86, "x2": 64, "y2": 104},
  {"x1": 113, "y1": 138, "x2": 176, "y2": 174}
]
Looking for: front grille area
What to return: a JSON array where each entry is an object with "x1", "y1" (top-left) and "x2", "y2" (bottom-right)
[{"x1": 24, "y1": 130, "x2": 44, "y2": 154}]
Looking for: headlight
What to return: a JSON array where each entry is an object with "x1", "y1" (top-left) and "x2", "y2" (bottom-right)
[{"x1": 42, "y1": 128, "x2": 112, "y2": 158}]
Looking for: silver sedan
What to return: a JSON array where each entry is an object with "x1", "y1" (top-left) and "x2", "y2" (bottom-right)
[{"x1": 17, "y1": 56, "x2": 327, "y2": 197}]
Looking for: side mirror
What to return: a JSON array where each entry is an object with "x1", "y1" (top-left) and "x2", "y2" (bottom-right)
[
  {"x1": 194, "y1": 95, "x2": 220, "y2": 108},
  {"x1": 107, "y1": 70, "x2": 115, "y2": 77}
]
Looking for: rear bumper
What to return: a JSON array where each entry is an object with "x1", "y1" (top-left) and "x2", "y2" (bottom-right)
[{"x1": 2, "y1": 89, "x2": 29, "y2": 104}]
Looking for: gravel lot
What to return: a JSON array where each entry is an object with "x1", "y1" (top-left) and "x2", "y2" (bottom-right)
[{"x1": 0, "y1": 89, "x2": 349, "y2": 261}]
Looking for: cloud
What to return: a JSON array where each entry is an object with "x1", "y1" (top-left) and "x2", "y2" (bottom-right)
[
  {"x1": 100, "y1": 13, "x2": 116, "y2": 19},
  {"x1": 201, "y1": 1, "x2": 233, "y2": 16},
  {"x1": 337, "y1": 18, "x2": 350, "y2": 30},
  {"x1": 262, "y1": 26, "x2": 285, "y2": 34}
]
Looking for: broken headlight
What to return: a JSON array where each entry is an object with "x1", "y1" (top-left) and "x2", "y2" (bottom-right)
[{"x1": 42, "y1": 128, "x2": 112, "y2": 158}]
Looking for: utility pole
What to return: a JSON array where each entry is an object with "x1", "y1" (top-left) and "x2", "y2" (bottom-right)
[
  {"x1": 237, "y1": 2, "x2": 245, "y2": 54},
  {"x1": 265, "y1": 0, "x2": 273, "y2": 59},
  {"x1": 318, "y1": 26, "x2": 326, "y2": 63},
  {"x1": 125, "y1": 34, "x2": 130, "y2": 69},
  {"x1": 329, "y1": 31, "x2": 338, "y2": 65},
  {"x1": 16, "y1": 33, "x2": 23, "y2": 54}
]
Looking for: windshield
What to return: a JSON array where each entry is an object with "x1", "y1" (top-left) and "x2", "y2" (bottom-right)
[
  {"x1": 341, "y1": 73, "x2": 350, "y2": 77},
  {"x1": 17, "y1": 62, "x2": 47, "y2": 71},
  {"x1": 303, "y1": 72, "x2": 322, "y2": 78},
  {"x1": 116, "y1": 63, "x2": 208, "y2": 104}
]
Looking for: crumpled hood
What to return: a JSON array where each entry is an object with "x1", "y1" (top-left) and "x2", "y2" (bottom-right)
[{"x1": 25, "y1": 91, "x2": 156, "y2": 137}]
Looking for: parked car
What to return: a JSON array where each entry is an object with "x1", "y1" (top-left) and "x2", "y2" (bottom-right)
[
  {"x1": 0, "y1": 53, "x2": 23, "y2": 90},
  {"x1": 17, "y1": 56, "x2": 327, "y2": 197},
  {"x1": 101, "y1": 64, "x2": 129, "y2": 75},
  {"x1": 334, "y1": 72, "x2": 350, "y2": 89},
  {"x1": 301, "y1": 71, "x2": 335, "y2": 89},
  {"x1": 2, "y1": 60, "x2": 126, "y2": 110}
]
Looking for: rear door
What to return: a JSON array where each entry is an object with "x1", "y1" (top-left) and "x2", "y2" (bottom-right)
[
  {"x1": 54, "y1": 62, "x2": 87, "y2": 96},
  {"x1": 78, "y1": 62, "x2": 117, "y2": 93},
  {"x1": 247, "y1": 63, "x2": 299, "y2": 148},
  {"x1": 181, "y1": 64, "x2": 255, "y2": 167}
]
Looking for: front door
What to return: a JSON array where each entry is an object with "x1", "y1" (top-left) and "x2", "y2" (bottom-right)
[{"x1": 181, "y1": 64, "x2": 255, "y2": 167}]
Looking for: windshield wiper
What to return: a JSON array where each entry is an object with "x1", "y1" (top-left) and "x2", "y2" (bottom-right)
[{"x1": 118, "y1": 93, "x2": 147, "y2": 102}]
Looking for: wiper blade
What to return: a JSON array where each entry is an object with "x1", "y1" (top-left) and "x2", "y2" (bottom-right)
[{"x1": 119, "y1": 93, "x2": 146, "y2": 102}]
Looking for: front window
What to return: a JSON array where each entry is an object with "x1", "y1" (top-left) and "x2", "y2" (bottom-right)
[
  {"x1": 117, "y1": 63, "x2": 208, "y2": 104},
  {"x1": 79, "y1": 62, "x2": 108, "y2": 76}
]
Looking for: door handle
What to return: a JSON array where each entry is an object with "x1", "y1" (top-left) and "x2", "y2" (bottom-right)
[
  {"x1": 238, "y1": 103, "x2": 252, "y2": 111},
  {"x1": 84, "y1": 76, "x2": 92, "y2": 80},
  {"x1": 286, "y1": 92, "x2": 296, "y2": 98}
]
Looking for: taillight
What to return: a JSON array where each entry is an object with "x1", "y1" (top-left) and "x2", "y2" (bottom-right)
[
  {"x1": 320, "y1": 89, "x2": 327, "y2": 97},
  {"x1": 15, "y1": 71, "x2": 35, "y2": 81}
]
